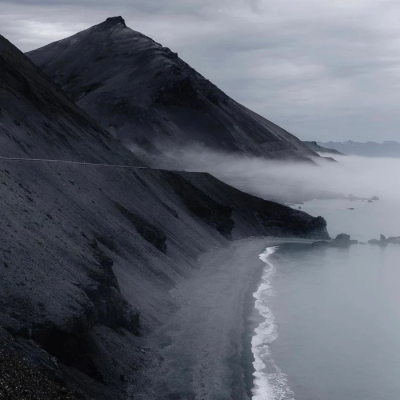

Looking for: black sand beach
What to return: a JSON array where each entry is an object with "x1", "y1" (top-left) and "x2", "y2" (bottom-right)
[{"x1": 132, "y1": 238, "x2": 313, "y2": 399}]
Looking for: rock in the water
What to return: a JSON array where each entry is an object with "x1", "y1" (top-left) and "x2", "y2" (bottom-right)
[
  {"x1": 369, "y1": 235, "x2": 400, "y2": 245},
  {"x1": 368, "y1": 235, "x2": 390, "y2": 246},
  {"x1": 331, "y1": 233, "x2": 352, "y2": 247},
  {"x1": 312, "y1": 233, "x2": 358, "y2": 248}
]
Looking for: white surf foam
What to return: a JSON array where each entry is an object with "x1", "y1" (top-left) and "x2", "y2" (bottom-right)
[{"x1": 252, "y1": 246, "x2": 295, "y2": 400}]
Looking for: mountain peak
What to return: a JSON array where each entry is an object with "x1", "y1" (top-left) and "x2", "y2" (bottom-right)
[
  {"x1": 104, "y1": 16, "x2": 126, "y2": 27},
  {"x1": 27, "y1": 19, "x2": 318, "y2": 162}
]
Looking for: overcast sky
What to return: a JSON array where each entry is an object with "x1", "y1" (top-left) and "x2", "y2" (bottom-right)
[{"x1": 1, "y1": 0, "x2": 400, "y2": 142}]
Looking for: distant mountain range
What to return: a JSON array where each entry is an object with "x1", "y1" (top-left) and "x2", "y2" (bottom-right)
[
  {"x1": 318, "y1": 141, "x2": 400, "y2": 157},
  {"x1": 303, "y1": 141, "x2": 344, "y2": 156},
  {"x1": 26, "y1": 17, "x2": 318, "y2": 162}
]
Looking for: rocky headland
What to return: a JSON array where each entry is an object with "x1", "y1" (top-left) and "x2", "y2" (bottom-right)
[{"x1": 0, "y1": 29, "x2": 329, "y2": 400}]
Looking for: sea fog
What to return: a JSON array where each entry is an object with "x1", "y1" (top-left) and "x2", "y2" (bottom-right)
[
  {"x1": 166, "y1": 146, "x2": 400, "y2": 400},
  {"x1": 164, "y1": 146, "x2": 400, "y2": 238},
  {"x1": 165, "y1": 146, "x2": 400, "y2": 202},
  {"x1": 249, "y1": 165, "x2": 400, "y2": 400}
]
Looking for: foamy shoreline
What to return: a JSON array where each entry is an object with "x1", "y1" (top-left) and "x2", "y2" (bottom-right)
[
  {"x1": 251, "y1": 246, "x2": 295, "y2": 400},
  {"x1": 134, "y1": 238, "x2": 314, "y2": 399}
]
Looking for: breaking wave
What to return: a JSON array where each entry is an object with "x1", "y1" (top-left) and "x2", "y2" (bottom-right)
[{"x1": 252, "y1": 247, "x2": 295, "y2": 400}]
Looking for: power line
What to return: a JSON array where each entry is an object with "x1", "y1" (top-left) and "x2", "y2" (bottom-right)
[{"x1": 0, "y1": 156, "x2": 148, "y2": 169}]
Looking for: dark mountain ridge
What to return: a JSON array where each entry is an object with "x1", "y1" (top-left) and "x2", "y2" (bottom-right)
[
  {"x1": 1, "y1": 32, "x2": 328, "y2": 399},
  {"x1": 0, "y1": 33, "x2": 141, "y2": 165},
  {"x1": 27, "y1": 17, "x2": 319, "y2": 161}
]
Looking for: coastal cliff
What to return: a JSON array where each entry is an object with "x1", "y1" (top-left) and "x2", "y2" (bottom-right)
[{"x1": 1, "y1": 31, "x2": 328, "y2": 399}]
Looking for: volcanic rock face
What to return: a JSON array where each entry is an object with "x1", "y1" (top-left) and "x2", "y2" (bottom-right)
[
  {"x1": 27, "y1": 17, "x2": 318, "y2": 161},
  {"x1": 1, "y1": 33, "x2": 329, "y2": 399}
]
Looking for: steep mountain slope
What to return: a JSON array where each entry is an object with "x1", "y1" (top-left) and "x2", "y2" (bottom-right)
[
  {"x1": 0, "y1": 34, "x2": 142, "y2": 166},
  {"x1": 319, "y1": 140, "x2": 400, "y2": 157},
  {"x1": 27, "y1": 17, "x2": 318, "y2": 161},
  {"x1": 1, "y1": 33, "x2": 328, "y2": 399}
]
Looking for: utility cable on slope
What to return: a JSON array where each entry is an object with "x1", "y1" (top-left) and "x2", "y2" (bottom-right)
[{"x1": 0, "y1": 156, "x2": 148, "y2": 169}]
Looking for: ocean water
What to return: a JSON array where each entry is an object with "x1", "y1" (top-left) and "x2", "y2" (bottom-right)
[{"x1": 252, "y1": 199, "x2": 400, "y2": 400}]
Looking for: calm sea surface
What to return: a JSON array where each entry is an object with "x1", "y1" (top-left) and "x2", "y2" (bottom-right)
[{"x1": 252, "y1": 199, "x2": 400, "y2": 400}]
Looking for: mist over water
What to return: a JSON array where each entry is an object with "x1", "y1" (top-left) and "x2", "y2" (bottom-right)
[
  {"x1": 166, "y1": 146, "x2": 400, "y2": 203},
  {"x1": 300, "y1": 198, "x2": 400, "y2": 241},
  {"x1": 213, "y1": 146, "x2": 400, "y2": 400},
  {"x1": 164, "y1": 144, "x2": 400, "y2": 399}
]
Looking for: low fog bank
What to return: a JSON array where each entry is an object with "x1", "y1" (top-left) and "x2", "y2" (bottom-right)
[{"x1": 159, "y1": 146, "x2": 400, "y2": 203}]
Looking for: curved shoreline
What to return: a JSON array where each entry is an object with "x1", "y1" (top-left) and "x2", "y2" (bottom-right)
[
  {"x1": 242, "y1": 239, "x2": 315, "y2": 400},
  {"x1": 133, "y1": 238, "x2": 315, "y2": 399},
  {"x1": 242, "y1": 252, "x2": 268, "y2": 398}
]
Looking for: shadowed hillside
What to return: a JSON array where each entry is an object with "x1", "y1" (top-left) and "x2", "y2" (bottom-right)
[
  {"x1": 1, "y1": 32, "x2": 328, "y2": 399},
  {"x1": 27, "y1": 17, "x2": 319, "y2": 161}
]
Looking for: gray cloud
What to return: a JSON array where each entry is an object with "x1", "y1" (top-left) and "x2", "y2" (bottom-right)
[{"x1": 1, "y1": 0, "x2": 400, "y2": 142}]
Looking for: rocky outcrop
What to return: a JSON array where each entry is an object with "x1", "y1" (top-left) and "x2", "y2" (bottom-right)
[
  {"x1": 312, "y1": 233, "x2": 358, "y2": 248},
  {"x1": 27, "y1": 18, "x2": 319, "y2": 162},
  {"x1": 332, "y1": 233, "x2": 359, "y2": 246},
  {"x1": 176, "y1": 171, "x2": 330, "y2": 240}
]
